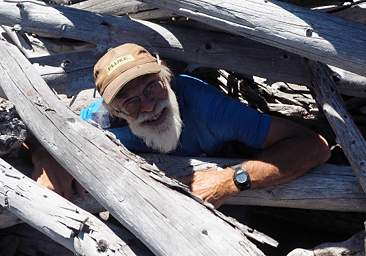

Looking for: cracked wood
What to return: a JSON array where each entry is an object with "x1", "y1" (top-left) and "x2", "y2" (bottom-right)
[{"x1": 0, "y1": 35, "x2": 269, "y2": 256}]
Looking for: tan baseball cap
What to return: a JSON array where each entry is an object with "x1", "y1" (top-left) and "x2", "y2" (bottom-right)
[{"x1": 94, "y1": 43, "x2": 161, "y2": 104}]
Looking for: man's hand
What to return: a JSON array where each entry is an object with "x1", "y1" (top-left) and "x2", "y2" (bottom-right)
[
  {"x1": 31, "y1": 148, "x2": 85, "y2": 199},
  {"x1": 179, "y1": 167, "x2": 240, "y2": 208}
]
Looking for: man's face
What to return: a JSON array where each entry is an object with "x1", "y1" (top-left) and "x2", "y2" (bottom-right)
[
  {"x1": 106, "y1": 73, "x2": 183, "y2": 153},
  {"x1": 108, "y1": 74, "x2": 168, "y2": 122}
]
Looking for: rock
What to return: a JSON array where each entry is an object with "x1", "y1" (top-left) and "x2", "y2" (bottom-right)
[{"x1": 0, "y1": 98, "x2": 27, "y2": 156}]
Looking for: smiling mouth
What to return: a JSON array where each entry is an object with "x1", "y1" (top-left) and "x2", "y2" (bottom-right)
[{"x1": 142, "y1": 107, "x2": 168, "y2": 126}]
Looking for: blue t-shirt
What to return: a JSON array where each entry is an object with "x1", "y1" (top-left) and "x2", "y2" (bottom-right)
[{"x1": 80, "y1": 74, "x2": 271, "y2": 156}]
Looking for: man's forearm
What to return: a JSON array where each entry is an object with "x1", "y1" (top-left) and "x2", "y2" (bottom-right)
[{"x1": 238, "y1": 132, "x2": 330, "y2": 189}]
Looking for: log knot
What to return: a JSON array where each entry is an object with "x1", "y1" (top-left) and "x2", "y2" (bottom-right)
[{"x1": 96, "y1": 239, "x2": 109, "y2": 252}]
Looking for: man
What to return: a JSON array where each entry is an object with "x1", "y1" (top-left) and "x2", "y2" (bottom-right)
[{"x1": 33, "y1": 43, "x2": 330, "y2": 207}]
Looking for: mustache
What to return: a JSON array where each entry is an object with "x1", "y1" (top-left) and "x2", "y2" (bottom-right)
[{"x1": 135, "y1": 99, "x2": 169, "y2": 124}]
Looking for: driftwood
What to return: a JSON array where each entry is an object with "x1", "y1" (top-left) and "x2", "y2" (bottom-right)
[
  {"x1": 0, "y1": 193, "x2": 103, "y2": 229},
  {"x1": 72, "y1": 0, "x2": 174, "y2": 19},
  {"x1": 0, "y1": 157, "x2": 104, "y2": 229},
  {"x1": 2, "y1": 156, "x2": 365, "y2": 231},
  {"x1": 327, "y1": 2, "x2": 366, "y2": 25},
  {"x1": 0, "y1": 158, "x2": 141, "y2": 256},
  {"x1": 308, "y1": 61, "x2": 366, "y2": 194},
  {"x1": 0, "y1": 98, "x2": 27, "y2": 156},
  {"x1": 141, "y1": 0, "x2": 366, "y2": 77},
  {"x1": 72, "y1": 0, "x2": 152, "y2": 15},
  {"x1": 1, "y1": 2, "x2": 366, "y2": 98},
  {"x1": 143, "y1": 154, "x2": 366, "y2": 212},
  {"x1": 0, "y1": 222, "x2": 154, "y2": 256},
  {"x1": 0, "y1": 35, "x2": 275, "y2": 256},
  {"x1": 287, "y1": 231, "x2": 365, "y2": 256}
]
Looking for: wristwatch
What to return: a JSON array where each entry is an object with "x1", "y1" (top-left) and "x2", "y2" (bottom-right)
[{"x1": 233, "y1": 166, "x2": 251, "y2": 191}]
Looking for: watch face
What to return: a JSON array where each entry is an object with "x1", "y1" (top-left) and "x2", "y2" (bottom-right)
[
  {"x1": 236, "y1": 170, "x2": 248, "y2": 184},
  {"x1": 234, "y1": 169, "x2": 251, "y2": 191}
]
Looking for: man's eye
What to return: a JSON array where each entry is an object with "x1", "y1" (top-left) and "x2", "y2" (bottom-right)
[
  {"x1": 145, "y1": 84, "x2": 154, "y2": 95},
  {"x1": 145, "y1": 81, "x2": 159, "y2": 97},
  {"x1": 126, "y1": 99, "x2": 138, "y2": 106}
]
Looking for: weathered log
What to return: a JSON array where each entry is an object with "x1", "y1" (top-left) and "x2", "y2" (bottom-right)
[
  {"x1": 287, "y1": 231, "x2": 365, "y2": 256},
  {"x1": 0, "y1": 154, "x2": 105, "y2": 228},
  {"x1": 0, "y1": 222, "x2": 154, "y2": 256},
  {"x1": 0, "y1": 98, "x2": 27, "y2": 156},
  {"x1": 1, "y1": 26, "x2": 36, "y2": 58},
  {"x1": 329, "y1": 66, "x2": 366, "y2": 97},
  {"x1": 325, "y1": 2, "x2": 366, "y2": 25},
  {"x1": 1, "y1": 2, "x2": 365, "y2": 98},
  {"x1": 0, "y1": 224, "x2": 75, "y2": 256},
  {"x1": 72, "y1": 0, "x2": 174, "y2": 19},
  {"x1": 0, "y1": 35, "x2": 273, "y2": 256},
  {"x1": 308, "y1": 61, "x2": 366, "y2": 194},
  {"x1": 72, "y1": 0, "x2": 152, "y2": 15},
  {"x1": 0, "y1": 146, "x2": 102, "y2": 230},
  {"x1": 0, "y1": 192, "x2": 104, "y2": 229},
  {"x1": 141, "y1": 0, "x2": 366, "y2": 77},
  {"x1": 0, "y1": 158, "x2": 142, "y2": 256},
  {"x1": 143, "y1": 154, "x2": 366, "y2": 212},
  {"x1": 4, "y1": 154, "x2": 364, "y2": 231}
]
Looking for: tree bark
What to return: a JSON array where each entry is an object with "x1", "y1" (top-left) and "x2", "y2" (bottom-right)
[
  {"x1": 1, "y1": 2, "x2": 365, "y2": 98},
  {"x1": 141, "y1": 0, "x2": 366, "y2": 77},
  {"x1": 287, "y1": 231, "x2": 365, "y2": 256},
  {"x1": 143, "y1": 154, "x2": 366, "y2": 212},
  {"x1": 0, "y1": 35, "x2": 272, "y2": 256},
  {"x1": 308, "y1": 61, "x2": 366, "y2": 194},
  {"x1": 0, "y1": 193, "x2": 103, "y2": 229},
  {"x1": 0, "y1": 158, "x2": 142, "y2": 256},
  {"x1": 72, "y1": 0, "x2": 174, "y2": 19}
]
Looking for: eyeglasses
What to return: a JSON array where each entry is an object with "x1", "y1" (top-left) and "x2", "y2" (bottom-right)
[{"x1": 113, "y1": 79, "x2": 165, "y2": 117}]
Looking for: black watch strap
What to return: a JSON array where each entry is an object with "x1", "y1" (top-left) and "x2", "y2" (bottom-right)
[{"x1": 233, "y1": 166, "x2": 251, "y2": 191}]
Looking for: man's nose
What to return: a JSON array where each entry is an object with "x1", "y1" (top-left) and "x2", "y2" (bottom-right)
[{"x1": 140, "y1": 97, "x2": 155, "y2": 113}]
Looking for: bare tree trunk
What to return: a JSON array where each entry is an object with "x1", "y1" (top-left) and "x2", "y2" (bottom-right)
[
  {"x1": 1, "y1": 2, "x2": 365, "y2": 98},
  {"x1": 141, "y1": 0, "x2": 366, "y2": 77},
  {"x1": 287, "y1": 231, "x2": 365, "y2": 256},
  {"x1": 0, "y1": 158, "x2": 143, "y2": 256},
  {"x1": 0, "y1": 34, "x2": 273, "y2": 256},
  {"x1": 143, "y1": 154, "x2": 366, "y2": 212},
  {"x1": 308, "y1": 61, "x2": 366, "y2": 194}
]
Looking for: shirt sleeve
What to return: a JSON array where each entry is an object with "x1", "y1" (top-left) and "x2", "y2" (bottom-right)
[{"x1": 178, "y1": 75, "x2": 271, "y2": 149}]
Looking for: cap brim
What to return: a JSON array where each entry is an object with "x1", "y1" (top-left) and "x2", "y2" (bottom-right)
[{"x1": 103, "y1": 62, "x2": 161, "y2": 104}]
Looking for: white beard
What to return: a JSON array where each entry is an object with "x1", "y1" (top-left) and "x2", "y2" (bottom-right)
[{"x1": 128, "y1": 86, "x2": 183, "y2": 153}]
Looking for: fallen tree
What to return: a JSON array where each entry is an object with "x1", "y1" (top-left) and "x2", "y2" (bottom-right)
[
  {"x1": 2, "y1": 155, "x2": 365, "y2": 230},
  {"x1": 0, "y1": 158, "x2": 143, "y2": 256},
  {"x1": 287, "y1": 231, "x2": 365, "y2": 256},
  {"x1": 308, "y1": 61, "x2": 366, "y2": 193},
  {"x1": 0, "y1": 2, "x2": 365, "y2": 98},
  {"x1": 141, "y1": 0, "x2": 366, "y2": 77},
  {"x1": 72, "y1": 0, "x2": 174, "y2": 19},
  {"x1": 0, "y1": 192, "x2": 103, "y2": 229},
  {"x1": 0, "y1": 35, "x2": 275, "y2": 256},
  {"x1": 143, "y1": 154, "x2": 366, "y2": 212}
]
